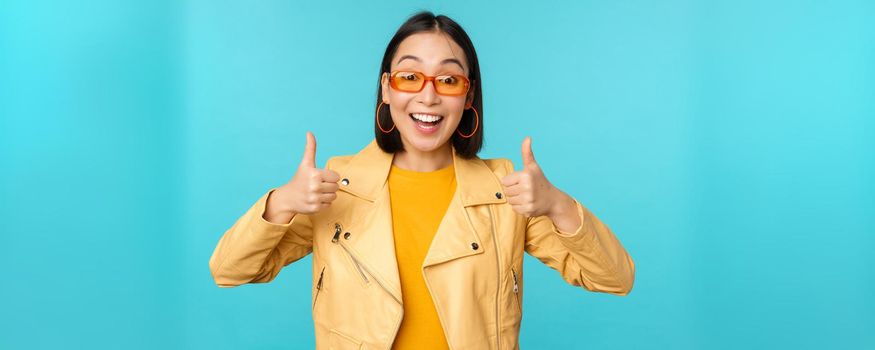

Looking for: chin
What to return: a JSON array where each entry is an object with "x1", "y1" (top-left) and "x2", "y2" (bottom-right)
[{"x1": 402, "y1": 130, "x2": 452, "y2": 153}]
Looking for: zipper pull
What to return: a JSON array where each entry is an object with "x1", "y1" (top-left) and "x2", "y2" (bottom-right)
[
  {"x1": 331, "y1": 223, "x2": 342, "y2": 243},
  {"x1": 512, "y1": 268, "x2": 519, "y2": 294}
]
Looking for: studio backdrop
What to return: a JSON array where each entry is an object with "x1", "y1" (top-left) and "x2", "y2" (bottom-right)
[{"x1": 1, "y1": 0, "x2": 873, "y2": 349}]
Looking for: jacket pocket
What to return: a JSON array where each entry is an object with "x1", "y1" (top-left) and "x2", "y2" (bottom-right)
[
  {"x1": 511, "y1": 266, "x2": 521, "y2": 314},
  {"x1": 328, "y1": 328, "x2": 363, "y2": 350},
  {"x1": 313, "y1": 265, "x2": 326, "y2": 312}
]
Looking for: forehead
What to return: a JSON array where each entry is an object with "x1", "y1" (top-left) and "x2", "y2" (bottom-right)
[{"x1": 392, "y1": 31, "x2": 468, "y2": 73}]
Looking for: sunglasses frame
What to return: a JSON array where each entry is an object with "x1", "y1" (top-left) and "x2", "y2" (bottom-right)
[{"x1": 388, "y1": 70, "x2": 471, "y2": 96}]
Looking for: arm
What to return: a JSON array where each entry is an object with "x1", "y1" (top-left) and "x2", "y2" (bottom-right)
[
  {"x1": 524, "y1": 194, "x2": 635, "y2": 296},
  {"x1": 498, "y1": 148, "x2": 635, "y2": 296},
  {"x1": 208, "y1": 189, "x2": 314, "y2": 287},
  {"x1": 208, "y1": 132, "x2": 340, "y2": 287}
]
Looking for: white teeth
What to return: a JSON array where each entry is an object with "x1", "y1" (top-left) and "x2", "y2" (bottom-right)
[{"x1": 411, "y1": 113, "x2": 443, "y2": 123}]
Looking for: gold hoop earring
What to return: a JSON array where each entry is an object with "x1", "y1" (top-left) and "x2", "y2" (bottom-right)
[
  {"x1": 375, "y1": 102, "x2": 395, "y2": 133},
  {"x1": 457, "y1": 107, "x2": 479, "y2": 138}
]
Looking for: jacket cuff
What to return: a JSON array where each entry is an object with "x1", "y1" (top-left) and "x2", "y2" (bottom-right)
[
  {"x1": 551, "y1": 199, "x2": 602, "y2": 253},
  {"x1": 551, "y1": 198, "x2": 586, "y2": 236}
]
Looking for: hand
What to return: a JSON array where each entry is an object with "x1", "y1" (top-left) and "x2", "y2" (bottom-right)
[
  {"x1": 271, "y1": 131, "x2": 341, "y2": 216},
  {"x1": 500, "y1": 136, "x2": 560, "y2": 218}
]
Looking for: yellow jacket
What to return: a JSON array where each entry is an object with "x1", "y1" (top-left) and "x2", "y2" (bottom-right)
[{"x1": 209, "y1": 139, "x2": 635, "y2": 350}]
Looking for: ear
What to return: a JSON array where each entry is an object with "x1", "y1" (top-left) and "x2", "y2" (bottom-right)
[
  {"x1": 381, "y1": 72, "x2": 391, "y2": 104},
  {"x1": 465, "y1": 80, "x2": 476, "y2": 109}
]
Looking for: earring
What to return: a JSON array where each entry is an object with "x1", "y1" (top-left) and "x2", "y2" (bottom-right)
[
  {"x1": 376, "y1": 102, "x2": 395, "y2": 133},
  {"x1": 457, "y1": 107, "x2": 479, "y2": 138}
]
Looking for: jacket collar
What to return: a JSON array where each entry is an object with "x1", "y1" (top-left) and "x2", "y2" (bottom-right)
[{"x1": 337, "y1": 139, "x2": 506, "y2": 207}]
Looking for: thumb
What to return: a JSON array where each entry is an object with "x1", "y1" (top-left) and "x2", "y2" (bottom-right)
[
  {"x1": 521, "y1": 136, "x2": 536, "y2": 168},
  {"x1": 299, "y1": 131, "x2": 317, "y2": 169}
]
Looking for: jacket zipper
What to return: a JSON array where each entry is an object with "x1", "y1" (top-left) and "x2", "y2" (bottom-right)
[
  {"x1": 332, "y1": 223, "x2": 403, "y2": 349},
  {"x1": 331, "y1": 223, "x2": 400, "y2": 306},
  {"x1": 332, "y1": 223, "x2": 369, "y2": 284},
  {"x1": 339, "y1": 241, "x2": 370, "y2": 284},
  {"x1": 511, "y1": 267, "x2": 521, "y2": 314},
  {"x1": 313, "y1": 266, "x2": 325, "y2": 311},
  {"x1": 487, "y1": 206, "x2": 501, "y2": 350}
]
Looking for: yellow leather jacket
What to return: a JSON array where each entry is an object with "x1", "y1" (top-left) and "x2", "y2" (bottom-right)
[{"x1": 209, "y1": 140, "x2": 635, "y2": 350}]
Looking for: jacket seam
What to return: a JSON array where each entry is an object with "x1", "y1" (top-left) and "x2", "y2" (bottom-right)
[{"x1": 488, "y1": 205, "x2": 502, "y2": 350}]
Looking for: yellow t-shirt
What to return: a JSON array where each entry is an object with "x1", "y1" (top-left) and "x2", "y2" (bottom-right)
[{"x1": 388, "y1": 162, "x2": 456, "y2": 350}]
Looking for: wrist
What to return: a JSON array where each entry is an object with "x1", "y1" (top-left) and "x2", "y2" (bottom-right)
[
  {"x1": 268, "y1": 187, "x2": 296, "y2": 216},
  {"x1": 547, "y1": 188, "x2": 574, "y2": 220},
  {"x1": 262, "y1": 189, "x2": 297, "y2": 225}
]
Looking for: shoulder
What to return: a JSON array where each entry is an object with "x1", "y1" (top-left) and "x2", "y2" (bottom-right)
[
  {"x1": 325, "y1": 154, "x2": 354, "y2": 171},
  {"x1": 324, "y1": 139, "x2": 387, "y2": 172},
  {"x1": 480, "y1": 157, "x2": 516, "y2": 178}
]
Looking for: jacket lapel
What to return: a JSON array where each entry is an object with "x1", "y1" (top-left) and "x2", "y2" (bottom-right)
[
  {"x1": 422, "y1": 145, "x2": 507, "y2": 267},
  {"x1": 334, "y1": 140, "x2": 507, "y2": 303}
]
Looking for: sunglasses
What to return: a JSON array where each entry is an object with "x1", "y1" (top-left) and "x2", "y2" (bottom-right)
[{"x1": 388, "y1": 70, "x2": 471, "y2": 96}]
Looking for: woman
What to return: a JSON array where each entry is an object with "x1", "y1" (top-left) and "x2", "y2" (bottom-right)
[{"x1": 209, "y1": 11, "x2": 635, "y2": 350}]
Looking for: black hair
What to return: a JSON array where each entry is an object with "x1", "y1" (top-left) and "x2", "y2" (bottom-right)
[{"x1": 374, "y1": 11, "x2": 483, "y2": 159}]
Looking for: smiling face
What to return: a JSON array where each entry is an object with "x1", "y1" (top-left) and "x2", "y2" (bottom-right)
[{"x1": 380, "y1": 31, "x2": 475, "y2": 154}]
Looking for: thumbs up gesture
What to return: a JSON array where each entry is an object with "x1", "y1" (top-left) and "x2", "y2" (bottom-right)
[
  {"x1": 266, "y1": 132, "x2": 341, "y2": 221},
  {"x1": 500, "y1": 137, "x2": 562, "y2": 218}
]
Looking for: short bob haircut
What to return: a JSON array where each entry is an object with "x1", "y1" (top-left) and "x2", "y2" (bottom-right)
[{"x1": 375, "y1": 11, "x2": 483, "y2": 159}]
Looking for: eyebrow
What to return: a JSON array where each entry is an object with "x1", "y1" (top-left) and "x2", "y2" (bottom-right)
[{"x1": 395, "y1": 55, "x2": 466, "y2": 72}]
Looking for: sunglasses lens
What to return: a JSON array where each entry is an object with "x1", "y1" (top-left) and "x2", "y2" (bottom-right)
[
  {"x1": 392, "y1": 71, "x2": 425, "y2": 92},
  {"x1": 390, "y1": 71, "x2": 470, "y2": 95},
  {"x1": 434, "y1": 75, "x2": 468, "y2": 95}
]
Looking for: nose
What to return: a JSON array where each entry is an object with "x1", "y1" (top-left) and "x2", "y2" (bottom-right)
[{"x1": 417, "y1": 79, "x2": 440, "y2": 105}]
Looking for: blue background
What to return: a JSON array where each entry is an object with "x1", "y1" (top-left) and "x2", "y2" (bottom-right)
[{"x1": 1, "y1": 0, "x2": 873, "y2": 349}]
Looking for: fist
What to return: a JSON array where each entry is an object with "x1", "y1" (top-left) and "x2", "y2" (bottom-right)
[
  {"x1": 500, "y1": 137, "x2": 558, "y2": 218},
  {"x1": 274, "y1": 131, "x2": 341, "y2": 215}
]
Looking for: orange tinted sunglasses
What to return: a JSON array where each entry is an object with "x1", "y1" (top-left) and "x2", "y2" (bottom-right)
[{"x1": 388, "y1": 70, "x2": 471, "y2": 96}]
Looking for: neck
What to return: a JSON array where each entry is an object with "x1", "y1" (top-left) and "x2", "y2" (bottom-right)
[{"x1": 392, "y1": 142, "x2": 453, "y2": 172}]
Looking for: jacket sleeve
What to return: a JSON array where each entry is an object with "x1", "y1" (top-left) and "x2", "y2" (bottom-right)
[
  {"x1": 208, "y1": 189, "x2": 314, "y2": 287},
  {"x1": 517, "y1": 160, "x2": 635, "y2": 296}
]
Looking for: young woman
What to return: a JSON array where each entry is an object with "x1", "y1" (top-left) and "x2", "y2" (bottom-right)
[{"x1": 209, "y1": 11, "x2": 635, "y2": 350}]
